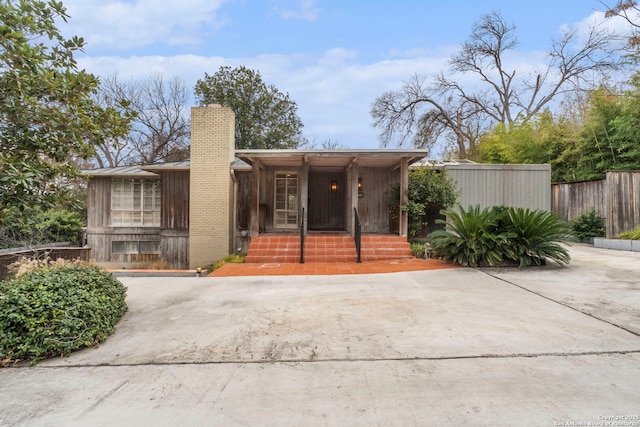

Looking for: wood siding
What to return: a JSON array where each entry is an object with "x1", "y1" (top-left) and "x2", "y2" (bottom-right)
[
  {"x1": 87, "y1": 177, "x2": 111, "y2": 228},
  {"x1": 86, "y1": 174, "x2": 190, "y2": 269},
  {"x1": 253, "y1": 168, "x2": 299, "y2": 233},
  {"x1": 236, "y1": 168, "x2": 400, "y2": 234},
  {"x1": 236, "y1": 167, "x2": 397, "y2": 234},
  {"x1": 357, "y1": 168, "x2": 397, "y2": 233},
  {"x1": 160, "y1": 232, "x2": 189, "y2": 269},
  {"x1": 551, "y1": 171, "x2": 640, "y2": 238},
  {"x1": 236, "y1": 171, "x2": 253, "y2": 230},
  {"x1": 160, "y1": 171, "x2": 189, "y2": 230}
]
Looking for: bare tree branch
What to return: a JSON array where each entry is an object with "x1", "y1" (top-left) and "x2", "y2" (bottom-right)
[
  {"x1": 93, "y1": 73, "x2": 190, "y2": 167},
  {"x1": 371, "y1": 11, "x2": 620, "y2": 159},
  {"x1": 603, "y1": 0, "x2": 640, "y2": 48}
]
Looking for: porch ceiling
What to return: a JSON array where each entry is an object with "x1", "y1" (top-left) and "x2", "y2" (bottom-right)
[{"x1": 235, "y1": 149, "x2": 430, "y2": 170}]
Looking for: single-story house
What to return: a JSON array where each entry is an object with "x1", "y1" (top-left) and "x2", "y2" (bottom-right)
[
  {"x1": 85, "y1": 104, "x2": 432, "y2": 269},
  {"x1": 84, "y1": 104, "x2": 552, "y2": 269}
]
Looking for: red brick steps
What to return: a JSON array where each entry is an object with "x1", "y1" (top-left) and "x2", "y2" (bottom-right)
[
  {"x1": 360, "y1": 234, "x2": 413, "y2": 261},
  {"x1": 245, "y1": 234, "x2": 301, "y2": 263},
  {"x1": 304, "y1": 234, "x2": 358, "y2": 263},
  {"x1": 245, "y1": 233, "x2": 413, "y2": 263}
]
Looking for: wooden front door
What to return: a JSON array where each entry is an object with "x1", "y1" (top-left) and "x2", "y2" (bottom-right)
[{"x1": 308, "y1": 171, "x2": 345, "y2": 230}]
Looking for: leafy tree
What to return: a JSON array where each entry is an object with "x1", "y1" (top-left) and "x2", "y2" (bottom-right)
[
  {"x1": 389, "y1": 167, "x2": 458, "y2": 237},
  {"x1": 476, "y1": 122, "x2": 537, "y2": 164},
  {"x1": 577, "y1": 85, "x2": 640, "y2": 180},
  {"x1": 371, "y1": 12, "x2": 619, "y2": 158},
  {"x1": 0, "y1": 207, "x2": 84, "y2": 249},
  {"x1": 0, "y1": 0, "x2": 130, "y2": 226},
  {"x1": 194, "y1": 66, "x2": 304, "y2": 149},
  {"x1": 94, "y1": 73, "x2": 190, "y2": 167},
  {"x1": 476, "y1": 109, "x2": 584, "y2": 182}
]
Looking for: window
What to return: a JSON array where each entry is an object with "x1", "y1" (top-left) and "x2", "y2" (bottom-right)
[
  {"x1": 274, "y1": 172, "x2": 298, "y2": 229},
  {"x1": 111, "y1": 179, "x2": 161, "y2": 226},
  {"x1": 112, "y1": 240, "x2": 161, "y2": 254}
]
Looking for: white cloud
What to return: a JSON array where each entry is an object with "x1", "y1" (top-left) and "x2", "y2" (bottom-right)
[
  {"x1": 271, "y1": 0, "x2": 321, "y2": 21},
  {"x1": 568, "y1": 8, "x2": 635, "y2": 51},
  {"x1": 60, "y1": 0, "x2": 230, "y2": 50},
  {"x1": 77, "y1": 48, "x2": 452, "y2": 148}
]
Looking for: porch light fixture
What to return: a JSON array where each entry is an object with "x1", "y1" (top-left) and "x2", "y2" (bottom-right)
[
  {"x1": 330, "y1": 180, "x2": 338, "y2": 192},
  {"x1": 358, "y1": 178, "x2": 364, "y2": 198}
]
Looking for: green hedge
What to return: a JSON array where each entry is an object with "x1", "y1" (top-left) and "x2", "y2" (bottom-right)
[{"x1": 0, "y1": 265, "x2": 127, "y2": 365}]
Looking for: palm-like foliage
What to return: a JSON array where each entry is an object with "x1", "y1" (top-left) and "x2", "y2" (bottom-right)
[
  {"x1": 429, "y1": 205, "x2": 573, "y2": 268},
  {"x1": 429, "y1": 205, "x2": 513, "y2": 267},
  {"x1": 503, "y1": 207, "x2": 573, "y2": 268}
]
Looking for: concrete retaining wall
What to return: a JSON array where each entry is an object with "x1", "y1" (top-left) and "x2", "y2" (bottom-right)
[{"x1": 593, "y1": 238, "x2": 640, "y2": 252}]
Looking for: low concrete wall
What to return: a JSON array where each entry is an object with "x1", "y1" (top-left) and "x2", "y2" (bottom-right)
[{"x1": 593, "y1": 238, "x2": 640, "y2": 252}]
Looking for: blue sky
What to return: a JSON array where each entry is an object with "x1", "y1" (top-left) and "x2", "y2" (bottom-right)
[{"x1": 58, "y1": 0, "x2": 629, "y2": 153}]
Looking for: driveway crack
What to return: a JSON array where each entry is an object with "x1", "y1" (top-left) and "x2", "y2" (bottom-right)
[
  {"x1": 10, "y1": 349, "x2": 640, "y2": 369},
  {"x1": 479, "y1": 269, "x2": 640, "y2": 338}
]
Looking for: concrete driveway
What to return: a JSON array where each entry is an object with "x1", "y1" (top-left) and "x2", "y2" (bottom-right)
[{"x1": 1, "y1": 245, "x2": 639, "y2": 426}]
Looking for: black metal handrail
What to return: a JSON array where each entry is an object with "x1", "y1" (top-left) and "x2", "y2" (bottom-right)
[
  {"x1": 299, "y1": 207, "x2": 305, "y2": 264},
  {"x1": 354, "y1": 207, "x2": 362, "y2": 263}
]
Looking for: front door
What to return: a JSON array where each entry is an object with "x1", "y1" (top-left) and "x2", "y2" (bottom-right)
[
  {"x1": 308, "y1": 171, "x2": 345, "y2": 230},
  {"x1": 274, "y1": 172, "x2": 298, "y2": 229}
]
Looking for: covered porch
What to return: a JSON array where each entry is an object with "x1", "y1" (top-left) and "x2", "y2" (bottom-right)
[
  {"x1": 234, "y1": 149, "x2": 429, "y2": 263},
  {"x1": 235, "y1": 149, "x2": 428, "y2": 237}
]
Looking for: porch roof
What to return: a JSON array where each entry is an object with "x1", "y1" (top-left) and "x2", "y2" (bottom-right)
[{"x1": 235, "y1": 149, "x2": 430, "y2": 170}]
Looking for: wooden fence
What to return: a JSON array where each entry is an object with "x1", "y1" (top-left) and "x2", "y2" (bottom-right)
[{"x1": 552, "y1": 171, "x2": 640, "y2": 237}]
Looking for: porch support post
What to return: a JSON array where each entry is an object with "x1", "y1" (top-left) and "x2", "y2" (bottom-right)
[
  {"x1": 300, "y1": 156, "x2": 309, "y2": 235},
  {"x1": 399, "y1": 158, "x2": 409, "y2": 238},
  {"x1": 350, "y1": 160, "x2": 359, "y2": 236},
  {"x1": 250, "y1": 159, "x2": 261, "y2": 237}
]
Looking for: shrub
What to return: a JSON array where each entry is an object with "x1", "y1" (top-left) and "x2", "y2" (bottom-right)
[
  {"x1": 429, "y1": 205, "x2": 513, "y2": 267},
  {"x1": 429, "y1": 205, "x2": 573, "y2": 268},
  {"x1": 34, "y1": 209, "x2": 84, "y2": 243},
  {"x1": 7, "y1": 255, "x2": 85, "y2": 279},
  {"x1": 0, "y1": 208, "x2": 84, "y2": 249},
  {"x1": 410, "y1": 242, "x2": 426, "y2": 258},
  {"x1": 503, "y1": 207, "x2": 573, "y2": 268},
  {"x1": 389, "y1": 167, "x2": 458, "y2": 238},
  {"x1": 570, "y1": 208, "x2": 605, "y2": 242},
  {"x1": 0, "y1": 265, "x2": 127, "y2": 365},
  {"x1": 617, "y1": 226, "x2": 640, "y2": 240}
]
